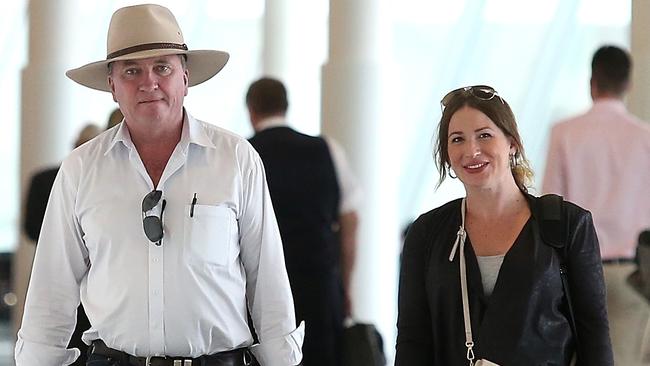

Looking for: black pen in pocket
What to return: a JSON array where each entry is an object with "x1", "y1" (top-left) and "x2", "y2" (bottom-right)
[{"x1": 190, "y1": 193, "x2": 197, "y2": 217}]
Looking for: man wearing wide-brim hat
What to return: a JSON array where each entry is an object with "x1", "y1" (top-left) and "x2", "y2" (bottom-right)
[{"x1": 15, "y1": 4, "x2": 304, "y2": 366}]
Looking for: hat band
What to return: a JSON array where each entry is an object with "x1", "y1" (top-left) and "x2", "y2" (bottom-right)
[{"x1": 107, "y1": 42, "x2": 189, "y2": 60}]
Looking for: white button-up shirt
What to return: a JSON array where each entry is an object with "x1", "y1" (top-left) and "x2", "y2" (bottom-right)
[
  {"x1": 15, "y1": 112, "x2": 304, "y2": 366},
  {"x1": 542, "y1": 99, "x2": 650, "y2": 259}
]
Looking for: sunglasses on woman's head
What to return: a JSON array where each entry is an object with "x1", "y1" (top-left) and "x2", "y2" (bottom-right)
[{"x1": 441, "y1": 85, "x2": 505, "y2": 110}]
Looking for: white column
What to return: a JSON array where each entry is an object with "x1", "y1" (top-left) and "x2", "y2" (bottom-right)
[
  {"x1": 322, "y1": 0, "x2": 400, "y2": 360},
  {"x1": 262, "y1": 0, "x2": 290, "y2": 79},
  {"x1": 630, "y1": 5, "x2": 650, "y2": 362},
  {"x1": 13, "y1": 0, "x2": 79, "y2": 335},
  {"x1": 629, "y1": 0, "x2": 650, "y2": 123}
]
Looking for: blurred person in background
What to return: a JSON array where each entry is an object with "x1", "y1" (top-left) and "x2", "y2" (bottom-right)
[
  {"x1": 24, "y1": 124, "x2": 102, "y2": 242},
  {"x1": 543, "y1": 45, "x2": 650, "y2": 365},
  {"x1": 246, "y1": 77, "x2": 361, "y2": 366},
  {"x1": 105, "y1": 107, "x2": 124, "y2": 130}
]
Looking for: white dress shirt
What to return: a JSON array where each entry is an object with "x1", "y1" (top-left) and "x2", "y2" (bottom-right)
[
  {"x1": 542, "y1": 99, "x2": 650, "y2": 259},
  {"x1": 255, "y1": 116, "x2": 362, "y2": 214},
  {"x1": 15, "y1": 112, "x2": 304, "y2": 366}
]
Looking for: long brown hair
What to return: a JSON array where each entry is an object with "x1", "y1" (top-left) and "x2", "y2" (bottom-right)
[{"x1": 434, "y1": 86, "x2": 534, "y2": 192}]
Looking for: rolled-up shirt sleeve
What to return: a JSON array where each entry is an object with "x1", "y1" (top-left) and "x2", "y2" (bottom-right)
[
  {"x1": 237, "y1": 143, "x2": 304, "y2": 366},
  {"x1": 15, "y1": 159, "x2": 89, "y2": 365},
  {"x1": 250, "y1": 322, "x2": 305, "y2": 366}
]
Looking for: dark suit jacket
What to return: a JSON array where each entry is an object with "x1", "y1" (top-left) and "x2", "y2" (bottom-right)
[
  {"x1": 24, "y1": 167, "x2": 59, "y2": 242},
  {"x1": 395, "y1": 194, "x2": 613, "y2": 366},
  {"x1": 249, "y1": 126, "x2": 343, "y2": 366},
  {"x1": 249, "y1": 126, "x2": 341, "y2": 273}
]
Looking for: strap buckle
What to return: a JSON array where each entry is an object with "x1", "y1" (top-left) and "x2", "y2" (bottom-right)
[
  {"x1": 465, "y1": 341, "x2": 475, "y2": 365},
  {"x1": 146, "y1": 356, "x2": 192, "y2": 366}
]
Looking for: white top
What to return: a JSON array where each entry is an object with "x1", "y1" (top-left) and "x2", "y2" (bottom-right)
[
  {"x1": 476, "y1": 254, "x2": 505, "y2": 296},
  {"x1": 255, "y1": 116, "x2": 362, "y2": 214},
  {"x1": 15, "y1": 112, "x2": 304, "y2": 366},
  {"x1": 542, "y1": 99, "x2": 650, "y2": 259}
]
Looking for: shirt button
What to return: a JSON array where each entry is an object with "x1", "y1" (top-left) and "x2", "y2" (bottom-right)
[
  {"x1": 153, "y1": 290, "x2": 159, "y2": 295},
  {"x1": 153, "y1": 258, "x2": 159, "y2": 263}
]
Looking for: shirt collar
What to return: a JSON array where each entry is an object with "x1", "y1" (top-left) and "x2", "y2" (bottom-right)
[
  {"x1": 255, "y1": 116, "x2": 288, "y2": 132},
  {"x1": 592, "y1": 98, "x2": 627, "y2": 114},
  {"x1": 105, "y1": 120, "x2": 133, "y2": 155},
  {"x1": 185, "y1": 111, "x2": 216, "y2": 151},
  {"x1": 104, "y1": 109, "x2": 216, "y2": 156}
]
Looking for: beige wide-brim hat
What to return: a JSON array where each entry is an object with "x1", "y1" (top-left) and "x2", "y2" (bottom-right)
[{"x1": 66, "y1": 4, "x2": 229, "y2": 92}]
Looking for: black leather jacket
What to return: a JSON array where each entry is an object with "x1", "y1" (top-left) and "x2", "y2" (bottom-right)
[{"x1": 395, "y1": 194, "x2": 613, "y2": 366}]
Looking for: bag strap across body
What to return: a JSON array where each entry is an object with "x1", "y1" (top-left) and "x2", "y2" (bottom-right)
[
  {"x1": 448, "y1": 198, "x2": 476, "y2": 366},
  {"x1": 448, "y1": 195, "x2": 579, "y2": 366}
]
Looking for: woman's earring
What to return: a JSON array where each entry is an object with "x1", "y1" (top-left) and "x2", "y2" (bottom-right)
[{"x1": 509, "y1": 153, "x2": 519, "y2": 169}]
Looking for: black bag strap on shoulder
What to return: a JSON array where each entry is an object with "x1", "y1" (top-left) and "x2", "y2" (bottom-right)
[
  {"x1": 538, "y1": 194, "x2": 564, "y2": 248},
  {"x1": 538, "y1": 194, "x2": 581, "y2": 352}
]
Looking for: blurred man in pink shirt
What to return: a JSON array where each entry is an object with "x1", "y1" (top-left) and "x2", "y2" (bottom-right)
[{"x1": 543, "y1": 45, "x2": 650, "y2": 365}]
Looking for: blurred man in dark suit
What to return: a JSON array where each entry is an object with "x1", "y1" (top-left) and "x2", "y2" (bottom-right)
[{"x1": 247, "y1": 77, "x2": 361, "y2": 366}]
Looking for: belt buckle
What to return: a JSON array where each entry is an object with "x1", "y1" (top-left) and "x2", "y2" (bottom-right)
[
  {"x1": 146, "y1": 356, "x2": 192, "y2": 366},
  {"x1": 144, "y1": 356, "x2": 170, "y2": 366},
  {"x1": 172, "y1": 360, "x2": 193, "y2": 366}
]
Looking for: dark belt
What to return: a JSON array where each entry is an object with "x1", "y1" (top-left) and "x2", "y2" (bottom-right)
[
  {"x1": 90, "y1": 340, "x2": 255, "y2": 366},
  {"x1": 602, "y1": 257, "x2": 636, "y2": 265}
]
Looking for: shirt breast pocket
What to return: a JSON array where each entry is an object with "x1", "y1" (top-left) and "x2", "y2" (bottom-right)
[{"x1": 184, "y1": 204, "x2": 236, "y2": 266}]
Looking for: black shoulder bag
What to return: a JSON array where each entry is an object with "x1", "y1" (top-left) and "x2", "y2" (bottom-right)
[{"x1": 538, "y1": 194, "x2": 581, "y2": 354}]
